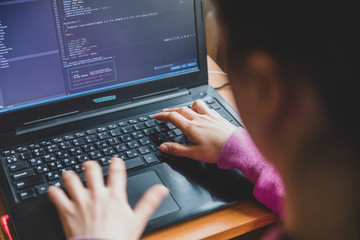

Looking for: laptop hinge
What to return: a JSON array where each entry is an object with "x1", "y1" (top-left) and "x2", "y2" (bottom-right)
[{"x1": 15, "y1": 88, "x2": 190, "y2": 136}]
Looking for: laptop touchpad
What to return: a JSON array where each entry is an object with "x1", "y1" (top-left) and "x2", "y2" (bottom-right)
[{"x1": 127, "y1": 171, "x2": 180, "y2": 220}]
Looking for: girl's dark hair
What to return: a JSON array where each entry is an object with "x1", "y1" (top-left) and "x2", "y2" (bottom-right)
[{"x1": 213, "y1": 1, "x2": 360, "y2": 143}]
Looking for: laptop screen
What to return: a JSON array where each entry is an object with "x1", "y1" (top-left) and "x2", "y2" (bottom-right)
[{"x1": 0, "y1": 0, "x2": 199, "y2": 114}]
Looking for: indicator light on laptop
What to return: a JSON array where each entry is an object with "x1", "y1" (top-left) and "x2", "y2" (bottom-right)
[{"x1": 1, "y1": 214, "x2": 13, "y2": 240}]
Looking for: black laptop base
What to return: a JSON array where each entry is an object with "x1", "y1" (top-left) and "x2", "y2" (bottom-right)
[{"x1": 0, "y1": 86, "x2": 253, "y2": 240}]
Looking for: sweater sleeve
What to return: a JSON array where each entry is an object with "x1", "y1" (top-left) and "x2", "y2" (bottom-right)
[{"x1": 217, "y1": 127, "x2": 285, "y2": 219}]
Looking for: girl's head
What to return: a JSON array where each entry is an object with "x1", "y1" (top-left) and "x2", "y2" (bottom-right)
[{"x1": 212, "y1": 1, "x2": 360, "y2": 166}]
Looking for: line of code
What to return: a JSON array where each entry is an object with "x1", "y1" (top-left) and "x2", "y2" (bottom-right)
[{"x1": 0, "y1": 21, "x2": 13, "y2": 69}]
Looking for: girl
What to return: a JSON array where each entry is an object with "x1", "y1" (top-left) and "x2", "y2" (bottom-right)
[{"x1": 48, "y1": 1, "x2": 360, "y2": 240}]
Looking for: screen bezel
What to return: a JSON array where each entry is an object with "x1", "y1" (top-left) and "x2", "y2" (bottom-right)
[{"x1": 0, "y1": 0, "x2": 208, "y2": 133}]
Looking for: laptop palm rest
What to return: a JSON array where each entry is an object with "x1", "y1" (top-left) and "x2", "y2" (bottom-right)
[{"x1": 126, "y1": 171, "x2": 180, "y2": 220}]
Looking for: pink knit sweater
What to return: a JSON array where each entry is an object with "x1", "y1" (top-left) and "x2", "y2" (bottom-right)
[{"x1": 218, "y1": 127, "x2": 285, "y2": 219}]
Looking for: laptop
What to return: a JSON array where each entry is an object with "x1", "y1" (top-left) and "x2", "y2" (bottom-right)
[{"x1": 0, "y1": 0, "x2": 252, "y2": 239}]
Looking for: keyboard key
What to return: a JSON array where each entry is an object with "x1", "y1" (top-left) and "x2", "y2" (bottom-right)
[
  {"x1": 73, "y1": 138, "x2": 85, "y2": 147},
  {"x1": 9, "y1": 161, "x2": 29, "y2": 172},
  {"x1": 173, "y1": 135, "x2": 188, "y2": 144},
  {"x1": 118, "y1": 121, "x2": 127, "y2": 127},
  {"x1": 149, "y1": 144, "x2": 158, "y2": 151},
  {"x1": 102, "y1": 147, "x2": 115, "y2": 156},
  {"x1": 75, "y1": 132, "x2": 86, "y2": 138},
  {"x1": 83, "y1": 144, "x2": 96, "y2": 152},
  {"x1": 100, "y1": 157, "x2": 111, "y2": 166},
  {"x1": 60, "y1": 141, "x2": 73, "y2": 149},
  {"x1": 112, "y1": 153, "x2": 126, "y2": 160},
  {"x1": 143, "y1": 128, "x2": 156, "y2": 136},
  {"x1": 2, "y1": 150, "x2": 15, "y2": 156},
  {"x1": 139, "y1": 138, "x2": 151, "y2": 146},
  {"x1": 114, "y1": 144, "x2": 127, "y2": 152},
  {"x1": 151, "y1": 134, "x2": 163, "y2": 143},
  {"x1": 173, "y1": 129, "x2": 183, "y2": 136},
  {"x1": 73, "y1": 164, "x2": 84, "y2": 173},
  {"x1": 110, "y1": 129, "x2": 122, "y2": 137},
  {"x1": 129, "y1": 119, "x2": 138, "y2": 124},
  {"x1": 86, "y1": 129, "x2": 97, "y2": 135},
  {"x1": 138, "y1": 146, "x2": 150, "y2": 155},
  {"x1": 63, "y1": 157, "x2": 77, "y2": 167},
  {"x1": 64, "y1": 135, "x2": 75, "y2": 141},
  {"x1": 29, "y1": 157, "x2": 42, "y2": 166},
  {"x1": 209, "y1": 102, "x2": 221, "y2": 110},
  {"x1": 46, "y1": 145, "x2": 59, "y2": 153},
  {"x1": 108, "y1": 137, "x2": 120, "y2": 146},
  {"x1": 41, "y1": 141, "x2": 51, "y2": 146},
  {"x1": 125, "y1": 157, "x2": 144, "y2": 170},
  {"x1": 108, "y1": 124, "x2": 117, "y2": 130},
  {"x1": 33, "y1": 148, "x2": 46, "y2": 157},
  {"x1": 96, "y1": 141, "x2": 108, "y2": 149},
  {"x1": 85, "y1": 135, "x2": 98, "y2": 143},
  {"x1": 89, "y1": 151, "x2": 103, "y2": 159},
  {"x1": 127, "y1": 140, "x2": 140, "y2": 149},
  {"x1": 50, "y1": 161, "x2": 63, "y2": 170},
  {"x1": 144, "y1": 120, "x2": 156, "y2": 128},
  {"x1": 132, "y1": 131, "x2": 145, "y2": 139},
  {"x1": 70, "y1": 147, "x2": 83, "y2": 156},
  {"x1": 121, "y1": 126, "x2": 133, "y2": 134},
  {"x1": 43, "y1": 154, "x2": 56, "y2": 163},
  {"x1": 143, "y1": 154, "x2": 158, "y2": 164},
  {"x1": 36, "y1": 164, "x2": 49, "y2": 174},
  {"x1": 120, "y1": 135, "x2": 132, "y2": 142},
  {"x1": 28, "y1": 144, "x2": 40, "y2": 150},
  {"x1": 20, "y1": 151, "x2": 32, "y2": 160},
  {"x1": 215, "y1": 109, "x2": 233, "y2": 122},
  {"x1": 133, "y1": 123, "x2": 145, "y2": 131},
  {"x1": 47, "y1": 171, "x2": 60, "y2": 181},
  {"x1": 206, "y1": 98, "x2": 215, "y2": 104},
  {"x1": 49, "y1": 180, "x2": 62, "y2": 187},
  {"x1": 13, "y1": 169, "x2": 35, "y2": 181},
  {"x1": 125, "y1": 150, "x2": 139, "y2": 159},
  {"x1": 46, "y1": 172, "x2": 60, "y2": 181},
  {"x1": 139, "y1": 117, "x2": 148, "y2": 122},
  {"x1": 36, "y1": 183, "x2": 49, "y2": 195},
  {"x1": 97, "y1": 127, "x2": 107, "y2": 132},
  {"x1": 52, "y1": 137, "x2": 63, "y2": 143},
  {"x1": 6, "y1": 156, "x2": 18, "y2": 164},
  {"x1": 19, "y1": 188, "x2": 36, "y2": 200},
  {"x1": 163, "y1": 131, "x2": 175, "y2": 139},
  {"x1": 148, "y1": 114, "x2": 155, "y2": 119},
  {"x1": 59, "y1": 167, "x2": 72, "y2": 173},
  {"x1": 15, "y1": 175, "x2": 45, "y2": 190},
  {"x1": 76, "y1": 154, "x2": 89, "y2": 163},
  {"x1": 57, "y1": 150, "x2": 70, "y2": 159},
  {"x1": 98, "y1": 132, "x2": 109, "y2": 140},
  {"x1": 16, "y1": 147, "x2": 28, "y2": 153}
]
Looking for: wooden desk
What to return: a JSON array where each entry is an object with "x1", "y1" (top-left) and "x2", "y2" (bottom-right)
[{"x1": 0, "y1": 56, "x2": 278, "y2": 240}]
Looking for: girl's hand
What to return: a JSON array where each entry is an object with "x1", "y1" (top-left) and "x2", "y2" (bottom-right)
[
  {"x1": 154, "y1": 100, "x2": 237, "y2": 164},
  {"x1": 48, "y1": 158, "x2": 169, "y2": 240}
]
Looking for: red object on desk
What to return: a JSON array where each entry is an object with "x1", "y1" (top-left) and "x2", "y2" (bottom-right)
[{"x1": 1, "y1": 215, "x2": 13, "y2": 240}]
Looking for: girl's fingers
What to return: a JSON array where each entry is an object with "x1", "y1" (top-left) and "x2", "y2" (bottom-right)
[
  {"x1": 154, "y1": 111, "x2": 190, "y2": 131},
  {"x1": 159, "y1": 142, "x2": 197, "y2": 159},
  {"x1": 83, "y1": 161, "x2": 105, "y2": 192},
  {"x1": 191, "y1": 100, "x2": 212, "y2": 115},
  {"x1": 48, "y1": 186, "x2": 74, "y2": 213},
  {"x1": 107, "y1": 158, "x2": 127, "y2": 198},
  {"x1": 61, "y1": 170, "x2": 87, "y2": 202},
  {"x1": 162, "y1": 106, "x2": 198, "y2": 120},
  {"x1": 134, "y1": 185, "x2": 169, "y2": 230}
]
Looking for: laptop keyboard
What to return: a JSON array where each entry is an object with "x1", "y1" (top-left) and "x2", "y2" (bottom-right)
[{"x1": 1, "y1": 98, "x2": 237, "y2": 202}]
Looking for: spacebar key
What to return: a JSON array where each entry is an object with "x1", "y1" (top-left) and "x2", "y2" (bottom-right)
[{"x1": 125, "y1": 157, "x2": 144, "y2": 170}]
